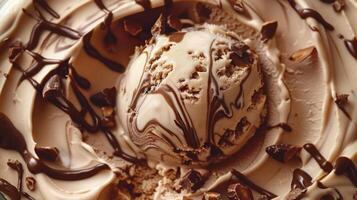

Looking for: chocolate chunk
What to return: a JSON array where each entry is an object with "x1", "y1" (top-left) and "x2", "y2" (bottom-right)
[
  {"x1": 260, "y1": 21, "x2": 278, "y2": 42},
  {"x1": 8, "y1": 41, "x2": 24, "y2": 63},
  {"x1": 123, "y1": 19, "x2": 143, "y2": 36},
  {"x1": 101, "y1": 114, "x2": 116, "y2": 129},
  {"x1": 167, "y1": 15, "x2": 182, "y2": 31},
  {"x1": 289, "y1": 46, "x2": 317, "y2": 63},
  {"x1": 333, "y1": 0, "x2": 345, "y2": 12},
  {"x1": 25, "y1": 176, "x2": 36, "y2": 191},
  {"x1": 227, "y1": 183, "x2": 253, "y2": 200},
  {"x1": 230, "y1": 43, "x2": 253, "y2": 65},
  {"x1": 35, "y1": 146, "x2": 59, "y2": 161},
  {"x1": 42, "y1": 75, "x2": 63, "y2": 99},
  {"x1": 90, "y1": 87, "x2": 117, "y2": 107},
  {"x1": 265, "y1": 144, "x2": 301, "y2": 163},
  {"x1": 286, "y1": 188, "x2": 306, "y2": 200},
  {"x1": 202, "y1": 192, "x2": 222, "y2": 200},
  {"x1": 180, "y1": 169, "x2": 209, "y2": 192}
]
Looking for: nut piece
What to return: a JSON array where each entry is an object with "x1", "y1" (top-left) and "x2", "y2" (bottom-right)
[
  {"x1": 26, "y1": 176, "x2": 36, "y2": 191},
  {"x1": 289, "y1": 46, "x2": 317, "y2": 63},
  {"x1": 265, "y1": 144, "x2": 301, "y2": 163},
  {"x1": 202, "y1": 192, "x2": 222, "y2": 200},
  {"x1": 227, "y1": 183, "x2": 253, "y2": 200},
  {"x1": 123, "y1": 19, "x2": 143, "y2": 36}
]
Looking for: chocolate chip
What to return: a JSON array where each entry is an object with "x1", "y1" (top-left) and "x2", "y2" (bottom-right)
[
  {"x1": 26, "y1": 176, "x2": 36, "y2": 191},
  {"x1": 260, "y1": 21, "x2": 278, "y2": 43},
  {"x1": 42, "y1": 75, "x2": 63, "y2": 99},
  {"x1": 35, "y1": 146, "x2": 59, "y2": 162},
  {"x1": 180, "y1": 169, "x2": 209, "y2": 192},
  {"x1": 227, "y1": 183, "x2": 253, "y2": 200},
  {"x1": 289, "y1": 46, "x2": 317, "y2": 63},
  {"x1": 90, "y1": 87, "x2": 117, "y2": 107},
  {"x1": 123, "y1": 19, "x2": 143, "y2": 36},
  {"x1": 167, "y1": 15, "x2": 182, "y2": 31},
  {"x1": 202, "y1": 192, "x2": 222, "y2": 200},
  {"x1": 265, "y1": 144, "x2": 301, "y2": 163}
]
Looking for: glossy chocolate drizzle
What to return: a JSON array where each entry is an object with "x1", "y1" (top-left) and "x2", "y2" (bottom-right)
[
  {"x1": 33, "y1": 0, "x2": 60, "y2": 19},
  {"x1": 303, "y1": 143, "x2": 333, "y2": 172},
  {"x1": 83, "y1": 31, "x2": 125, "y2": 73},
  {"x1": 334, "y1": 156, "x2": 357, "y2": 187},
  {"x1": 22, "y1": 9, "x2": 81, "y2": 50},
  {"x1": 231, "y1": 169, "x2": 277, "y2": 199},
  {"x1": 287, "y1": 0, "x2": 335, "y2": 31},
  {"x1": 93, "y1": 0, "x2": 117, "y2": 45},
  {"x1": 0, "y1": 113, "x2": 110, "y2": 180},
  {"x1": 291, "y1": 168, "x2": 312, "y2": 190}
]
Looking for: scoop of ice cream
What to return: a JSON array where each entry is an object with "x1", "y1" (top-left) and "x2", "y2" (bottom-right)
[{"x1": 117, "y1": 24, "x2": 266, "y2": 166}]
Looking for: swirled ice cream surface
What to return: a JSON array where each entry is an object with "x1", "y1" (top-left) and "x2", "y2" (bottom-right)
[{"x1": 0, "y1": 0, "x2": 356, "y2": 199}]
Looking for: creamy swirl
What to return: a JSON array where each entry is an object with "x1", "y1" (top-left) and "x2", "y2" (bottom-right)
[{"x1": 0, "y1": 0, "x2": 356, "y2": 200}]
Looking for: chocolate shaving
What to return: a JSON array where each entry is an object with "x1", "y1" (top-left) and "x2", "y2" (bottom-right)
[
  {"x1": 289, "y1": 46, "x2": 317, "y2": 63},
  {"x1": 123, "y1": 19, "x2": 143, "y2": 36},
  {"x1": 180, "y1": 169, "x2": 209, "y2": 192},
  {"x1": 35, "y1": 146, "x2": 59, "y2": 161},
  {"x1": 90, "y1": 87, "x2": 117, "y2": 107},
  {"x1": 260, "y1": 21, "x2": 278, "y2": 43},
  {"x1": 25, "y1": 177, "x2": 36, "y2": 191},
  {"x1": 227, "y1": 183, "x2": 253, "y2": 200},
  {"x1": 202, "y1": 192, "x2": 222, "y2": 200},
  {"x1": 266, "y1": 144, "x2": 301, "y2": 163}
]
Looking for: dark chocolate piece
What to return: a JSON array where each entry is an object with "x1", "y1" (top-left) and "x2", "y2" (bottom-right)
[
  {"x1": 35, "y1": 146, "x2": 59, "y2": 162},
  {"x1": 291, "y1": 169, "x2": 312, "y2": 190},
  {"x1": 180, "y1": 170, "x2": 208, "y2": 192},
  {"x1": 227, "y1": 183, "x2": 253, "y2": 200},
  {"x1": 260, "y1": 21, "x2": 278, "y2": 43},
  {"x1": 90, "y1": 87, "x2": 117, "y2": 107},
  {"x1": 265, "y1": 144, "x2": 301, "y2": 163}
]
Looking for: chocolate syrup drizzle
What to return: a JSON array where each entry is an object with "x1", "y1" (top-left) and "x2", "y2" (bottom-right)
[
  {"x1": 93, "y1": 0, "x2": 117, "y2": 45},
  {"x1": 22, "y1": 9, "x2": 81, "y2": 50},
  {"x1": 334, "y1": 157, "x2": 357, "y2": 187},
  {"x1": 0, "y1": 113, "x2": 110, "y2": 180},
  {"x1": 231, "y1": 169, "x2": 277, "y2": 199},
  {"x1": 83, "y1": 31, "x2": 125, "y2": 73},
  {"x1": 33, "y1": 0, "x2": 60, "y2": 19},
  {"x1": 291, "y1": 168, "x2": 312, "y2": 190},
  {"x1": 287, "y1": 0, "x2": 335, "y2": 31},
  {"x1": 303, "y1": 143, "x2": 333, "y2": 172}
]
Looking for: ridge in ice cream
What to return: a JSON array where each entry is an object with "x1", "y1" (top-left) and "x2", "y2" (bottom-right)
[{"x1": 0, "y1": 0, "x2": 357, "y2": 200}]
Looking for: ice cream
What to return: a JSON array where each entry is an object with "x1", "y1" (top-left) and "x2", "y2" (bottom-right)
[
  {"x1": 0, "y1": 0, "x2": 356, "y2": 199},
  {"x1": 117, "y1": 23, "x2": 266, "y2": 166}
]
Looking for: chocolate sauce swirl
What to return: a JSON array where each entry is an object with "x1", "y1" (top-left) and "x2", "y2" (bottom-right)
[
  {"x1": 0, "y1": 113, "x2": 110, "y2": 180},
  {"x1": 287, "y1": 0, "x2": 334, "y2": 31},
  {"x1": 334, "y1": 157, "x2": 357, "y2": 187},
  {"x1": 33, "y1": 0, "x2": 60, "y2": 19}
]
